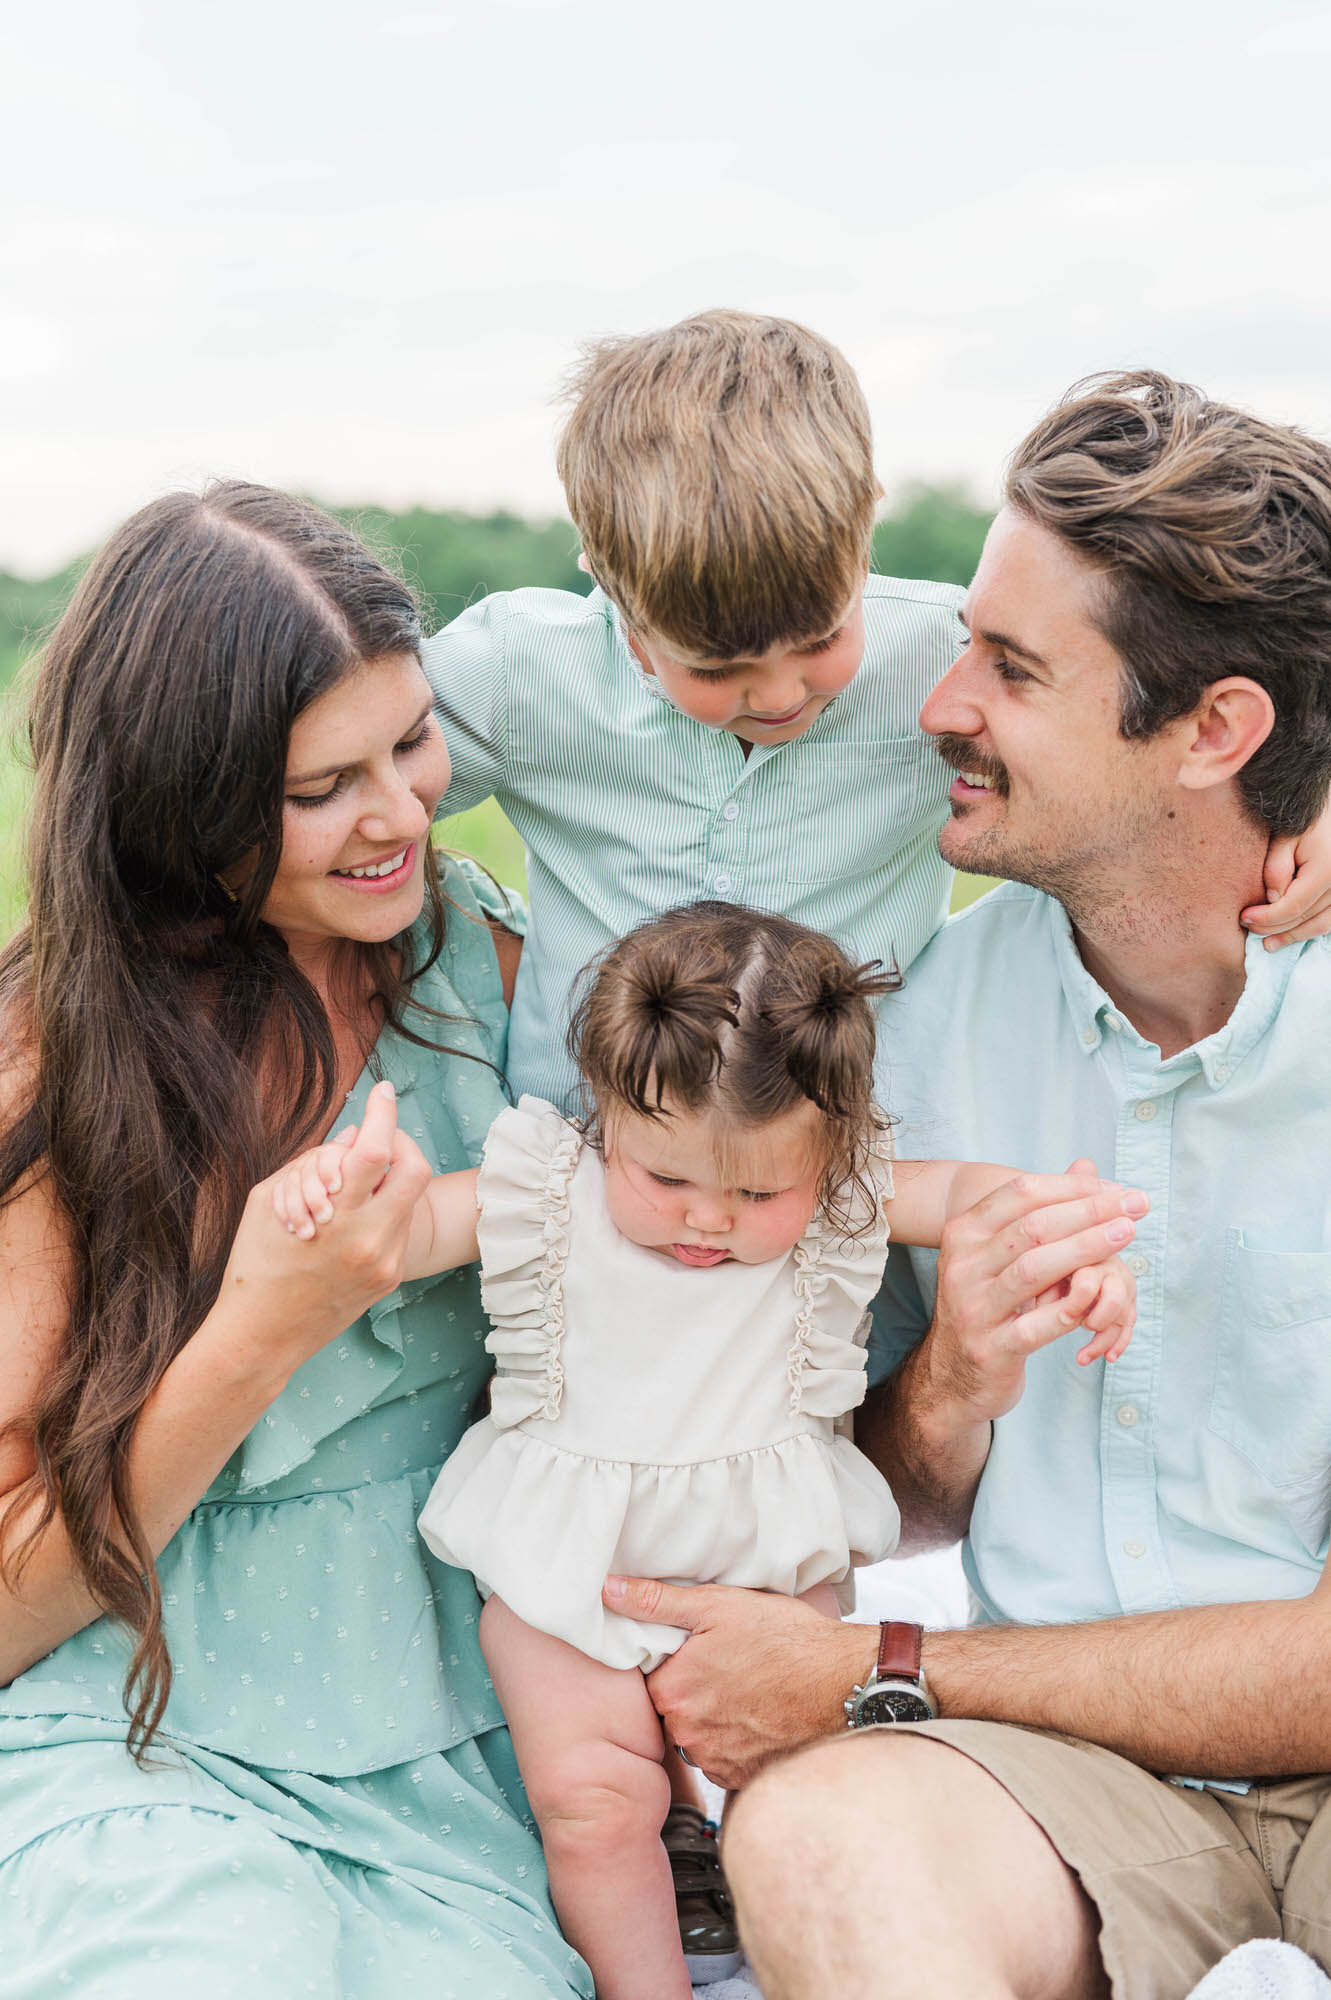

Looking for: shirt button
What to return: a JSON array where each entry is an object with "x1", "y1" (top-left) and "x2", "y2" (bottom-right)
[
  {"x1": 1116, "y1": 1404, "x2": 1140, "y2": 1427},
  {"x1": 714, "y1": 875, "x2": 732, "y2": 894},
  {"x1": 722, "y1": 802, "x2": 739, "y2": 821},
  {"x1": 1122, "y1": 1538, "x2": 1146, "y2": 1558},
  {"x1": 1127, "y1": 1254, "x2": 1149, "y2": 1277},
  {"x1": 1081, "y1": 1027, "x2": 1098, "y2": 1048},
  {"x1": 1105, "y1": 1013, "x2": 1123, "y2": 1033},
  {"x1": 1214, "y1": 1061, "x2": 1231, "y2": 1082},
  {"x1": 1134, "y1": 1099, "x2": 1158, "y2": 1122}
]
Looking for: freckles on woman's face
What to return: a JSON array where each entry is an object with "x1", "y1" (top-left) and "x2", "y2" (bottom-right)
[{"x1": 253, "y1": 652, "x2": 452, "y2": 957}]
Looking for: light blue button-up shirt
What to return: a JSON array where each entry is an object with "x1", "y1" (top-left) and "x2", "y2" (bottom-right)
[
  {"x1": 870, "y1": 882, "x2": 1331, "y2": 1639},
  {"x1": 425, "y1": 576, "x2": 960, "y2": 1109}
]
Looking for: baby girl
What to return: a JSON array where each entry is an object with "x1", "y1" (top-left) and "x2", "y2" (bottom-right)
[{"x1": 275, "y1": 902, "x2": 1140, "y2": 2000}]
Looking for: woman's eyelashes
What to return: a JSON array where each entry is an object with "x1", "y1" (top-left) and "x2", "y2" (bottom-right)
[
  {"x1": 288, "y1": 774, "x2": 349, "y2": 811},
  {"x1": 285, "y1": 722, "x2": 435, "y2": 810}
]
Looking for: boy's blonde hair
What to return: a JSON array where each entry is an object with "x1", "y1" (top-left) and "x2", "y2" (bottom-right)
[{"x1": 556, "y1": 309, "x2": 876, "y2": 660}]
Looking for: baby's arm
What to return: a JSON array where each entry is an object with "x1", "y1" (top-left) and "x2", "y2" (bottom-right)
[
  {"x1": 886, "y1": 1158, "x2": 1146, "y2": 1367},
  {"x1": 886, "y1": 1159, "x2": 1030, "y2": 1248},
  {"x1": 273, "y1": 1133, "x2": 480, "y2": 1279}
]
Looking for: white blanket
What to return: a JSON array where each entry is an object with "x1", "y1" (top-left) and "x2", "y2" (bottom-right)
[
  {"x1": 693, "y1": 1941, "x2": 1331, "y2": 2000},
  {"x1": 1189, "y1": 1944, "x2": 1331, "y2": 1999}
]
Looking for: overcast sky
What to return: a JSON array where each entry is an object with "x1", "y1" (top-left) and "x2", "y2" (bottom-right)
[{"x1": 4, "y1": 0, "x2": 1330, "y2": 572}]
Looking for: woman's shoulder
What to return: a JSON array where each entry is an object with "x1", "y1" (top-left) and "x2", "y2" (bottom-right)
[
  {"x1": 0, "y1": 1019, "x2": 72, "y2": 1490},
  {"x1": 392, "y1": 854, "x2": 526, "y2": 1085},
  {"x1": 440, "y1": 853, "x2": 527, "y2": 939}
]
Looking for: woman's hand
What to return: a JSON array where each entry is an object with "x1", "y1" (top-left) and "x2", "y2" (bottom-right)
[
  {"x1": 924, "y1": 1161, "x2": 1148, "y2": 1429},
  {"x1": 218, "y1": 1080, "x2": 432, "y2": 1375}
]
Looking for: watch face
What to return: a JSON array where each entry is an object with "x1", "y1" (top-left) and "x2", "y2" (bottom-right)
[{"x1": 855, "y1": 1685, "x2": 934, "y2": 1726}]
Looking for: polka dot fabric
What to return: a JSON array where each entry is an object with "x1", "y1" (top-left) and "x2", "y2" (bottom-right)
[{"x1": 0, "y1": 859, "x2": 590, "y2": 1997}]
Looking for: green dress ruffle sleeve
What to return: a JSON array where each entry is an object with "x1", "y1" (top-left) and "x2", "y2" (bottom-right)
[{"x1": 0, "y1": 856, "x2": 591, "y2": 2000}]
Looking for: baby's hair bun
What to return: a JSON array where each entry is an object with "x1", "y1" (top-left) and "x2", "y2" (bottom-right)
[
  {"x1": 568, "y1": 900, "x2": 899, "y2": 1233},
  {"x1": 762, "y1": 942, "x2": 900, "y2": 1118},
  {"x1": 590, "y1": 955, "x2": 740, "y2": 1117}
]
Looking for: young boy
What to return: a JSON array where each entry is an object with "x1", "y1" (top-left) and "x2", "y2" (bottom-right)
[{"x1": 425, "y1": 310, "x2": 960, "y2": 1111}]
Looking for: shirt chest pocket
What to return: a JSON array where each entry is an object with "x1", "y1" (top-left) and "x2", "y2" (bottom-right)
[
  {"x1": 1208, "y1": 1231, "x2": 1331, "y2": 1555},
  {"x1": 780, "y1": 738, "x2": 935, "y2": 885}
]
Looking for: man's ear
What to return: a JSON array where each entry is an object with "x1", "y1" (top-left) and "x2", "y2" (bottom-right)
[{"x1": 1175, "y1": 678, "x2": 1275, "y2": 794}]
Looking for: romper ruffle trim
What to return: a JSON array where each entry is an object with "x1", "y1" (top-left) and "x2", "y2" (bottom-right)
[
  {"x1": 475, "y1": 1098, "x2": 894, "y2": 1430},
  {"x1": 786, "y1": 1140, "x2": 893, "y2": 1418},
  {"x1": 476, "y1": 1096, "x2": 583, "y2": 1428},
  {"x1": 419, "y1": 1100, "x2": 902, "y2": 1670}
]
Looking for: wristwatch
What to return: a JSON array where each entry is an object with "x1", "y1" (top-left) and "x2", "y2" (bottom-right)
[{"x1": 844, "y1": 1620, "x2": 937, "y2": 1728}]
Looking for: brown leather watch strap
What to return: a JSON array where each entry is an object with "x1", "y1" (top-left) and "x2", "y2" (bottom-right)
[{"x1": 876, "y1": 1620, "x2": 923, "y2": 1683}]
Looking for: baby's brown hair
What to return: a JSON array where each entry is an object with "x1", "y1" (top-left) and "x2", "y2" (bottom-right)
[{"x1": 568, "y1": 902, "x2": 899, "y2": 1230}]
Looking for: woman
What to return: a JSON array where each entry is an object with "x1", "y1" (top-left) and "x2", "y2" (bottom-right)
[{"x1": 0, "y1": 484, "x2": 590, "y2": 1997}]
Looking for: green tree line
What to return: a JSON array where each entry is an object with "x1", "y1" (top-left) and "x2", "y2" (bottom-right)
[{"x1": 0, "y1": 485, "x2": 993, "y2": 686}]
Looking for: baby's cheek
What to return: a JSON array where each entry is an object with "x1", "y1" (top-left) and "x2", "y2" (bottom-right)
[
  {"x1": 602, "y1": 1171, "x2": 663, "y2": 1248},
  {"x1": 753, "y1": 1196, "x2": 814, "y2": 1261}
]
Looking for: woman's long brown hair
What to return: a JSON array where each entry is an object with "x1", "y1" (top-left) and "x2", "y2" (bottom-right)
[{"x1": 0, "y1": 482, "x2": 455, "y2": 1758}]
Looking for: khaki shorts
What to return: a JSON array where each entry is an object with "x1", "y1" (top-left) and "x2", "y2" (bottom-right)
[{"x1": 895, "y1": 1719, "x2": 1331, "y2": 2000}]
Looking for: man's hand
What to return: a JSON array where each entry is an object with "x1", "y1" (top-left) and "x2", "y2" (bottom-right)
[
  {"x1": 924, "y1": 1161, "x2": 1147, "y2": 1430},
  {"x1": 862, "y1": 1163, "x2": 1148, "y2": 1551},
  {"x1": 602, "y1": 1574, "x2": 876, "y2": 1791}
]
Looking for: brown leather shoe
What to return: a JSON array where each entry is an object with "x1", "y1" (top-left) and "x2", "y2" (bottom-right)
[{"x1": 662, "y1": 1803, "x2": 743, "y2": 1985}]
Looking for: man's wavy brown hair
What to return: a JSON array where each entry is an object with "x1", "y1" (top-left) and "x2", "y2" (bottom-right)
[{"x1": 1007, "y1": 370, "x2": 1331, "y2": 833}]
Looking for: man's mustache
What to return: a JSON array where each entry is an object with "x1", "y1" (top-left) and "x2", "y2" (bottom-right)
[{"x1": 932, "y1": 733, "x2": 1011, "y2": 800}]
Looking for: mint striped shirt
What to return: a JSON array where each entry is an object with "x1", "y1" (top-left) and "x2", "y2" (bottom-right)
[{"x1": 424, "y1": 575, "x2": 963, "y2": 1109}]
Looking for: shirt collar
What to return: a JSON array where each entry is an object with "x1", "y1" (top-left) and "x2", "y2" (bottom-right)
[
  {"x1": 603, "y1": 594, "x2": 680, "y2": 712},
  {"x1": 1048, "y1": 897, "x2": 1307, "y2": 1089}
]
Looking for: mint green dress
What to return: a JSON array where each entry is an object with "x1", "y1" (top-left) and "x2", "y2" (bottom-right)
[{"x1": 0, "y1": 859, "x2": 591, "y2": 2000}]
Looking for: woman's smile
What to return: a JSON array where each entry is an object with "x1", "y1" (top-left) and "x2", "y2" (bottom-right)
[{"x1": 329, "y1": 841, "x2": 419, "y2": 893}]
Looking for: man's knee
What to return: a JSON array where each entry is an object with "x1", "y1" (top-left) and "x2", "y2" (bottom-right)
[
  {"x1": 725, "y1": 1728, "x2": 1108, "y2": 2000},
  {"x1": 724, "y1": 1729, "x2": 957, "y2": 1907}
]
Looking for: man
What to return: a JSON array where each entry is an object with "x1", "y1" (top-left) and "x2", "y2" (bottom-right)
[{"x1": 602, "y1": 371, "x2": 1331, "y2": 1997}]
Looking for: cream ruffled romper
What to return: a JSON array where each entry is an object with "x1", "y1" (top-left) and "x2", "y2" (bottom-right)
[{"x1": 418, "y1": 1097, "x2": 901, "y2": 1671}]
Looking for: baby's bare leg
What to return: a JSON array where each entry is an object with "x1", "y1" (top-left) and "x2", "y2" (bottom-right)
[
  {"x1": 481, "y1": 1595, "x2": 692, "y2": 2000},
  {"x1": 798, "y1": 1581, "x2": 840, "y2": 1619}
]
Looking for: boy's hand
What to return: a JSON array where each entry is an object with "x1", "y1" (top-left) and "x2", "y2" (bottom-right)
[
  {"x1": 273, "y1": 1128, "x2": 358, "y2": 1240},
  {"x1": 1242, "y1": 808, "x2": 1331, "y2": 948}
]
